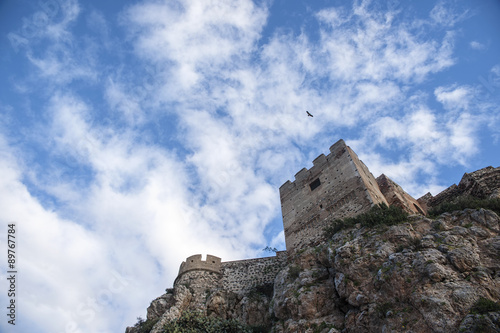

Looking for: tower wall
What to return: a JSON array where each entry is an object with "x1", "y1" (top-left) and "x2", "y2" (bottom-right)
[{"x1": 279, "y1": 139, "x2": 388, "y2": 253}]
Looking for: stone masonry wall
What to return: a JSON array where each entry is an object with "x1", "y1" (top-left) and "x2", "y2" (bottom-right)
[
  {"x1": 173, "y1": 252, "x2": 288, "y2": 297},
  {"x1": 347, "y1": 146, "x2": 388, "y2": 206},
  {"x1": 221, "y1": 251, "x2": 288, "y2": 293}
]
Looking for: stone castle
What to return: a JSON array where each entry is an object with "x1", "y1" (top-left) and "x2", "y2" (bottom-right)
[{"x1": 172, "y1": 139, "x2": 499, "y2": 294}]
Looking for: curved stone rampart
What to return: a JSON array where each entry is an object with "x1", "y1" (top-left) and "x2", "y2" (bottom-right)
[{"x1": 176, "y1": 254, "x2": 222, "y2": 281}]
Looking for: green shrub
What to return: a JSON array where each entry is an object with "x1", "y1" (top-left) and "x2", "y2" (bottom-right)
[
  {"x1": 324, "y1": 203, "x2": 408, "y2": 238},
  {"x1": 312, "y1": 321, "x2": 334, "y2": 333},
  {"x1": 288, "y1": 265, "x2": 302, "y2": 279},
  {"x1": 133, "y1": 317, "x2": 159, "y2": 333},
  {"x1": 262, "y1": 246, "x2": 278, "y2": 253},
  {"x1": 470, "y1": 297, "x2": 500, "y2": 314},
  {"x1": 162, "y1": 311, "x2": 252, "y2": 333},
  {"x1": 428, "y1": 196, "x2": 500, "y2": 217},
  {"x1": 375, "y1": 302, "x2": 393, "y2": 318}
]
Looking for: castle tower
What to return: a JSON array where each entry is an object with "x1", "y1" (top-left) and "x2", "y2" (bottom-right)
[
  {"x1": 173, "y1": 254, "x2": 223, "y2": 310},
  {"x1": 279, "y1": 139, "x2": 388, "y2": 253}
]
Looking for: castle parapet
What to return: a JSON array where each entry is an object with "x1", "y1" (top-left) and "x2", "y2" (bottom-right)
[
  {"x1": 177, "y1": 254, "x2": 222, "y2": 279},
  {"x1": 312, "y1": 154, "x2": 327, "y2": 167}
]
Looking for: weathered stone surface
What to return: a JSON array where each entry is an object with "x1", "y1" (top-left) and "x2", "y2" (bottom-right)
[
  {"x1": 127, "y1": 209, "x2": 498, "y2": 333},
  {"x1": 377, "y1": 173, "x2": 426, "y2": 215},
  {"x1": 147, "y1": 293, "x2": 174, "y2": 320},
  {"x1": 458, "y1": 312, "x2": 500, "y2": 333}
]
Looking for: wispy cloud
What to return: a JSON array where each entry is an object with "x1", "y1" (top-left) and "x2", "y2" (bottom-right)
[
  {"x1": 469, "y1": 40, "x2": 486, "y2": 51},
  {"x1": 435, "y1": 85, "x2": 475, "y2": 111},
  {"x1": 430, "y1": 0, "x2": 471, "y2": 27}
]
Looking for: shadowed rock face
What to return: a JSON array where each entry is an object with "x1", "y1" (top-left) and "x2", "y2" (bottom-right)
[{"x1": 127, "y1": 208, "x2": 500, "y2": 333}]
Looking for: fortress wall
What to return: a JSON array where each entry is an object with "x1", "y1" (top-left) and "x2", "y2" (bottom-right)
[
  {"x1": 221, "y1": 251, "x2": 288, "y2": 293},
  {"x1": 280, "y1": 139, "x2": 382, "y2": 253}
]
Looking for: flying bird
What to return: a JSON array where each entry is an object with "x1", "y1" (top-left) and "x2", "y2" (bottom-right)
[{"x1": 306, "y1": 111, "x2": 313, "y2": 117}]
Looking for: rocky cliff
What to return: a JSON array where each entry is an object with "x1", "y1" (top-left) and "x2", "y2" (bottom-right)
[{"x1": 127, "y1": 207, "x2": 500, "y2": 333}]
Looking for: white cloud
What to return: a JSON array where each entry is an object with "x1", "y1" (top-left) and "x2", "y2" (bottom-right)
[
  {"x1": 446, "y1": 113, "x2": 479, "y2": 163},
  {"x1": 354, "y1": 98, "x2": 483, "y2": 197},
  {"x1": 469, "y1": 40, "x2": 486, "y2": 50},
  {"x1": 435, "y1": 85, "x2": 474, "y2": 111},
  {"x1": 317, "y1": 5, "x2": 456, "y2": 84},
  {"x1": 0, "y1": 134, "x2": 129, "y2": 333},
  {"x1": 430, "y1": 1, "x2": 470, "y2": 27},
  {"x1": 11, "y1": 0, "x2": 100, "y2": 86},
  {"x1": 270, "y1": 230, "x2": 286, "y2": 250},
  {"x1": 124, "y1": 0, "x2": 268, "y2": 90}
]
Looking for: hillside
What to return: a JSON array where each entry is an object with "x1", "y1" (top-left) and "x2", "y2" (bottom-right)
[{"x1": 127, "y1": 206, "x2": 500, "y2": 333}]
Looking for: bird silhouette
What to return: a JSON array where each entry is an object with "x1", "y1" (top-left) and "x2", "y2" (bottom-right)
[{"x1": 306, "y1": 111, "x2": 313, "y2": 117}]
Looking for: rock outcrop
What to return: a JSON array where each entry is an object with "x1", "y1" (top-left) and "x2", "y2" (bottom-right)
[
  {"x1": 419, "y1": 166, "x2": 500, "y2": 210},
  {"x1": 127, "y1": 208, "x2": 500, "y2": 333}
]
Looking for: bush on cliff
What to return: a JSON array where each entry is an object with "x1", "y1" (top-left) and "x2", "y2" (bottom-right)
[
  {"x1": 470, "y1": 297, "x2": 500, "y2": 314},
  {"x1": 324, "y1": 203, "x2": 408, "y2": 238},
  {"x1": 428, "y1": 196, "x2": 500, "y2": 217},
  {"x1": 161, "y1": 311, "x2": 253, "y2": 333},
  {"x1": 133, "y1": 317, "x2": 159, "y2": 333}
]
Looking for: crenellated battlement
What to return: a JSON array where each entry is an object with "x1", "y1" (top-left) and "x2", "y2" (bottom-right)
[{"x1": 177, "y1": 254, "x2": 222, "y2": 279}]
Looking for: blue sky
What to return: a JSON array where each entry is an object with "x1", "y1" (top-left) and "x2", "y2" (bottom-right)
[{"x1": 1, "y1": 0, "x2": 499, "y2": 332}]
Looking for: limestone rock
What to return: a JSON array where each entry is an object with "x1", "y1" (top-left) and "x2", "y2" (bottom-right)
[
  {"x1": 147, "y1": 293, "x2": 174, "y2": 320},
  {"x1": 458, "y1": 312, "x2": 500, "y2": 333},
  {"x1": 127, "y1": 209, "x2": 500, "y2": 333}
]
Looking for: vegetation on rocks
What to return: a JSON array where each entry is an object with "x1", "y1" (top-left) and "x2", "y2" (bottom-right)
[
  {"x1": 160, "y1": 311, "x2": 252, "y2": 333},
  {"x1": 129, "y1": 208, "x2": 500, "y2": 333},
  {"x1": 428, "y1": 196, "x2": 500, "y2": 217},
  {"x1": 470, "y1": 297, "x2": 500, "y2": 315},
  {"x1": 133, "y1": 317, "x2": 159, "y2": 333},
  {"x1": 323, "y1": 203, "x2": 409, "y2": 237}
]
